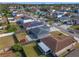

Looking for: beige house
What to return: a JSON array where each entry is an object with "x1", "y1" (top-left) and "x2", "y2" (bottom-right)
[{"x1": 41, "y1": 31, "x2": 77, "y2": 56}]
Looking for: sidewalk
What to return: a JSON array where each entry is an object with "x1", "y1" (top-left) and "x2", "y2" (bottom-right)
[{"x1": 0, "y1": 32, "x2": 14, "y2": 38}]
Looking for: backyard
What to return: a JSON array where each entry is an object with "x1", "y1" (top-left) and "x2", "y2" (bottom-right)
[
  {"x1": 0, "y1": 36, "x2": 15, "y2": 49},
  {"x1": 23, "y1": 42, "x2": 42, "y2": 57},
  {"x1": 7, "y1": 22, "x2": 21, "y2": 32}
]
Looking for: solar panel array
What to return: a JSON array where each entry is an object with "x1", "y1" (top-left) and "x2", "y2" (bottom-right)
[{"x1": 23, "y1": 21, "x2": 43, "y2": 27}]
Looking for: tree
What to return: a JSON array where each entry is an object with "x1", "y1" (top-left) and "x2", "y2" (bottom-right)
[
  {"x1": 2, "y1": 10, "x2": 11, "y2": 25},
  {"x1": 11, "y1": 43, "x2": 23, "y2": 52},
  {"x1": 7, "y1": 25, "x2": 17, "y2": 32}
]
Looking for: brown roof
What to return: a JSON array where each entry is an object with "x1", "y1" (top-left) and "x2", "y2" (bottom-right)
[
  {"x1": 41, "y1": 31, "x2": 76, "y2": 52},
  {"x1": 50, "y1": 31, "x2": 70, "y2": 41},
  {"x1": 14, "y1": 16, "x2": 21, "y2": 19},
  {"x1": 41, "y1": 36, "x2": 57, "y2": 52}
]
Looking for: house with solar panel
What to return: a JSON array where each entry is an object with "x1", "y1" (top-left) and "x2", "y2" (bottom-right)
[
  {"x1": 23, "y1": 20, "x2": 45, "y2": 30},
  {"x1": 16, "y1": 16, "x2": 50, "y2": 40},
  {"x1": 28, "y1": 25, "x2": 50, "y2": 39},
  {"x1": 16, "y1": 17, "x2": 34, "y2": 27}
]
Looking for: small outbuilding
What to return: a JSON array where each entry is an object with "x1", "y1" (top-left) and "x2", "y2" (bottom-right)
[{"x1": 37, "y1": 42, "x2": 52, "y2": 55}]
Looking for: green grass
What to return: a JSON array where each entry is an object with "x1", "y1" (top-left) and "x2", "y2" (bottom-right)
[
  {"x1": 15, "y1": 52, "x2": 22, "y2": 57},
  {"x1": 7, "y1": 26, "x2": 17, "y2": 32},
  {"x1": 7, "y1": 23, "x2": 21, "y2": 32},
  {"x1": 70, "y1": 25, "x2": 79, "y2": 30},
  {"x1": 23, "y1": 42, "x2": 41, "y2": 57}
]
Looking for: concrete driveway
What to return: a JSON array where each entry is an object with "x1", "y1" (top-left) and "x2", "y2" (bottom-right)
[{"x1": 66, "y1": 48, "x2": 79, "y2": 57}]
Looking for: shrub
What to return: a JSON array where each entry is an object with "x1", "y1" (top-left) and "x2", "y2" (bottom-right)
[{"x1": 11, "y1": 43, "x2": 23, "y2": 52}]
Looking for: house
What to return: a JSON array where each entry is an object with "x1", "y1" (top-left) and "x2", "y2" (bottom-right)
[
  {"x1": 37, "y1": 42, "x2": 52, "y2": 55},
  {"x1": 41, "y1": 31, "x2": 76, "y2": 56},
  {"x1": 8, "y1": 17, "x2": 15, "y2": 22},
  {"x1": 16, "y1": 14, "x2": 24, "y2": 17},
  {"x1": 53, "y1": 11, "x2": 70, "y2": 19},
  {"x1": 65, "y1": 19, "x2": 79, "y2": 25},
  {"x1": 12, "y1": 11, "x2": 17, "y2": 17},
  {"x1": 16, "y1": 18, "x2": 34, "y2": 26},
  {"x1": 34, "y1": 11, "x2": 47, "y2": 16},
  {"x1": 28, "y1": 26, "x2": 50, "y2": 39},
  {"x1": 31, "y1": 7, "x2": 39, "y2": 12},
  {"x1": 23, "y1": 19, "x2": 34, "y2": 24},
  {"x1": 58, "y1": 16, "x2": 71, "y2": 22},
  {"x1": 9, "y1": 6, "x2": 17, "y2": 12},
  {"x1": 23, "y1": 20, "x2": 44, "y2": 30}
]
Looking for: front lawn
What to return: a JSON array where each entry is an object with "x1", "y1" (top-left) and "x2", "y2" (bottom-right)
[{"x1": 23, "y1": 42, "x2": 41, "y2": 57}]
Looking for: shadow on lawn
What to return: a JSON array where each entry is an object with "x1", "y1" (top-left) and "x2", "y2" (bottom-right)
[{"x1": 33, "y1": 46, "x2": 42, "y2": 56}]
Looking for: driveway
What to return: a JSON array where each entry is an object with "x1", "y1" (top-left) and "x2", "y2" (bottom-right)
[{"x1": 66, "y1": 48, "x2": 79, "y2": 57}]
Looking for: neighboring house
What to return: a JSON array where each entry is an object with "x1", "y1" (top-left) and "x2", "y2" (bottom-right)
[
  {"x1": 28, "y1": 26, "x2": 50, "y2": 39},
  {"x1": 8, "y1": 17, "x2": 15, "y2": 22},
  {"x1": 14, "y1": 15, "x2": 22, "y2": 20},
  {"x1": 41, "y1": 31, "x2": 76, "y2": 56},
  {"x1": 58, "y1": 16, "x2": 71, "y2": 22},
  {"x1": 65, "y1": 19, "x2": 79, "y2": 25},
  {"x1": 12, "y1": 11, "x2": 17, "y2": 17},
  {"x1": 23, "y1": 20, "x2": 44, "y2": 30},
  {"x1": 9, "y1": 6, "x2": 17, "y2": 11},
  {"x1": 16, "y1": 14, "x2": 24, "y2": 17},
  {"x1": 34, "y1": 11, "x2": 47, "y2": 16},
  {"x1": 72, "y1": 13, "x2": 79, "y2": 17},
  {"x1": 53, "y1": 11, "x2": 69, "y2": 19},
  {"x1": 16, "y1": 18, "x2": 34, "y2": 26},
  {"x1": 31, "y1": 7, "x2": 39, "y2": 12}
]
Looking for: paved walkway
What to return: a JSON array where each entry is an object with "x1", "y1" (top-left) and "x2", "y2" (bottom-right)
[{"x1": 0, "y1": 32, "x2": 14, "y2": 37}]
